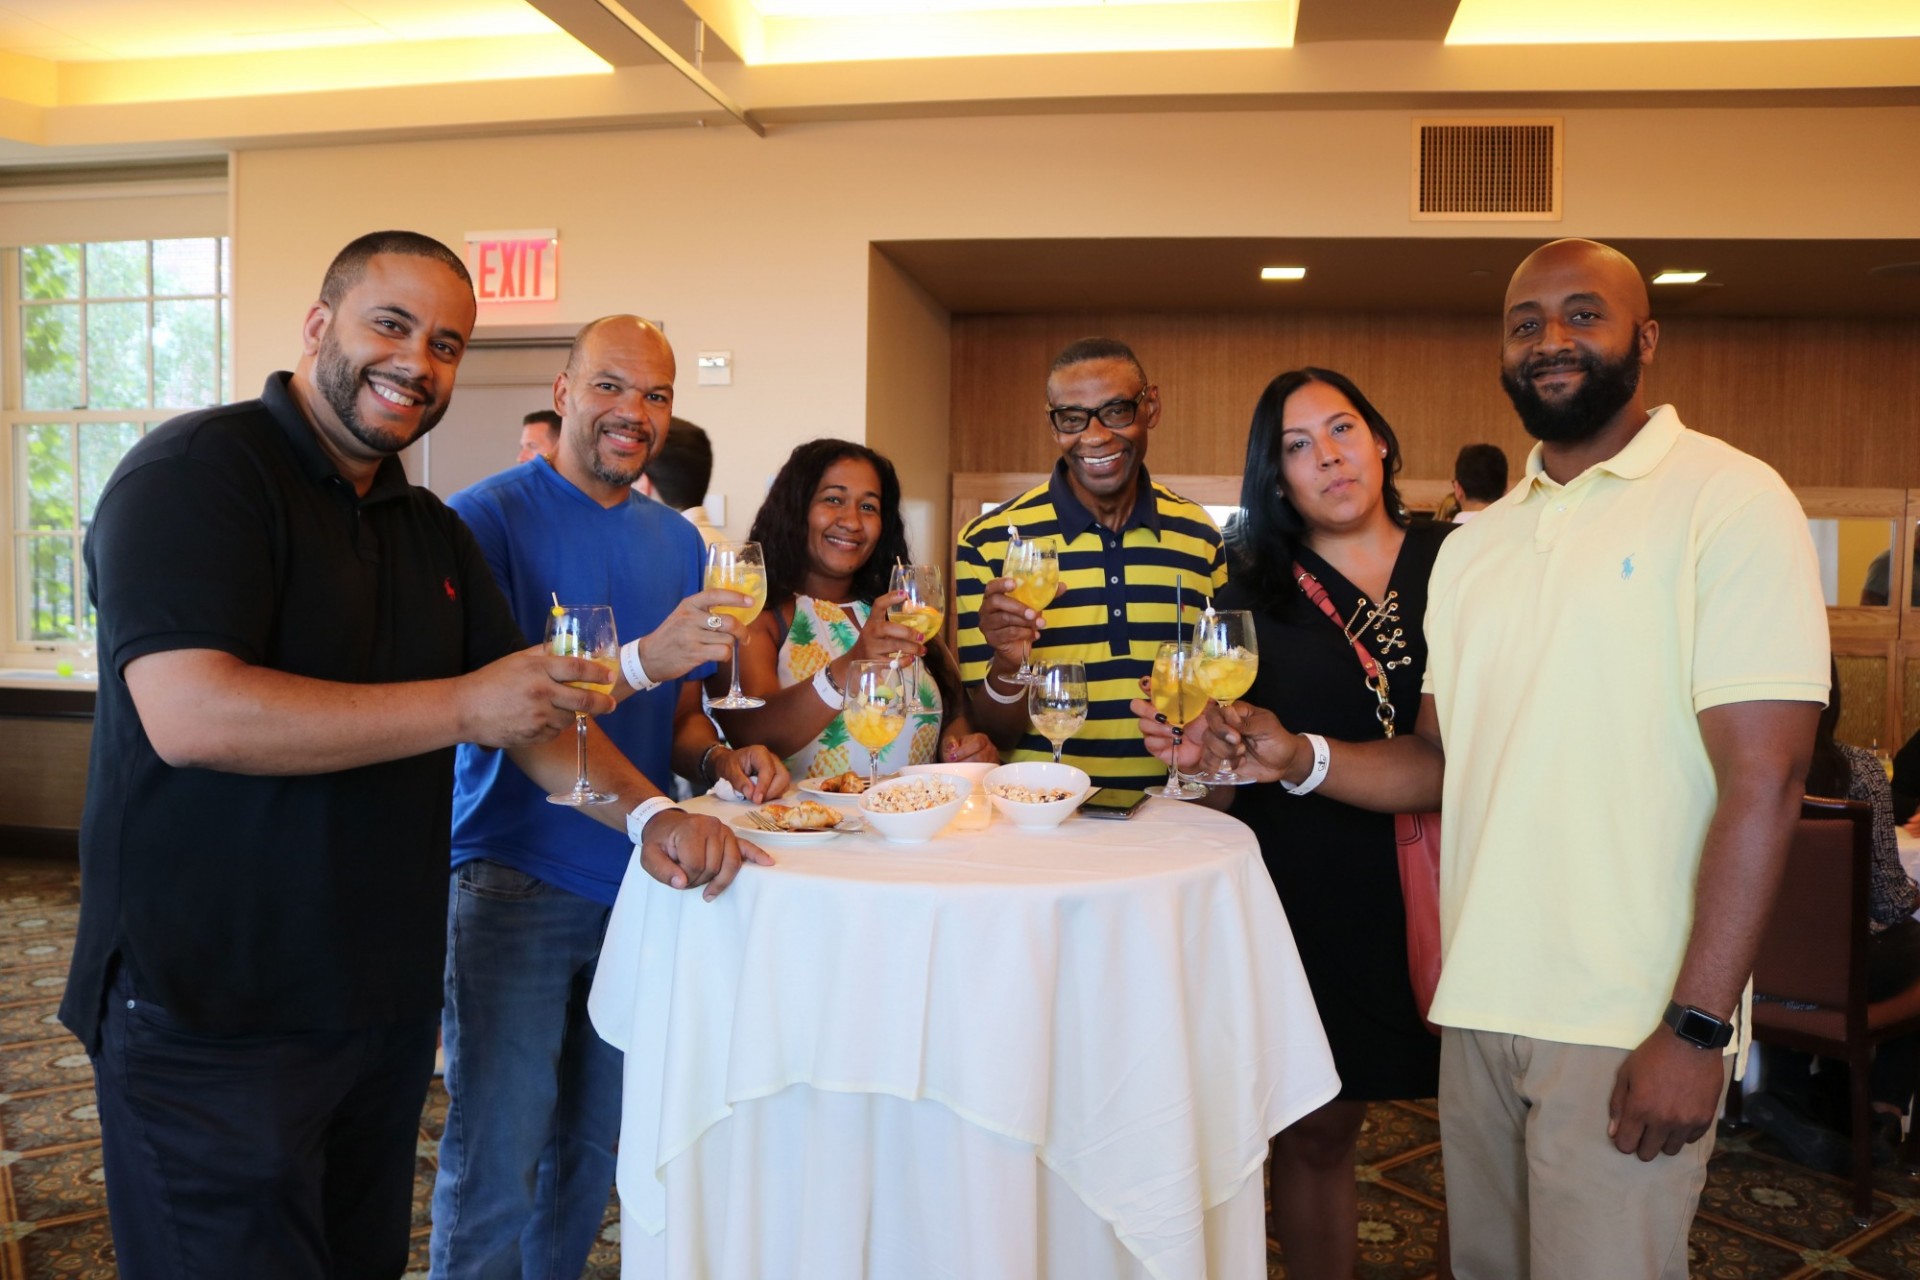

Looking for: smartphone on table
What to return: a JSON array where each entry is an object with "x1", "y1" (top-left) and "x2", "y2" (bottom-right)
[{"x1": 1079, "y1": 788, "x2": 1148, "y2": 820}]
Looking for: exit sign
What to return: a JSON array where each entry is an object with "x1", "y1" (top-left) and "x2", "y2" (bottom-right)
[{"x1": 464, "y1": 229, "x2": 559, "y2": 303}]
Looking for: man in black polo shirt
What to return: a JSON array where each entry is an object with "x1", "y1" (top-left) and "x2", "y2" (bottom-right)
[{"x1": 62, "y1": 230, "x2": 758, "y2": 1279}]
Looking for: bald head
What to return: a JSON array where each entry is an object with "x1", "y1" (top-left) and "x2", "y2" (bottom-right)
[
  {"x1": 553, "y1": 315, "x2": 677, "y2": 504},
  {"x1": 1498, "y1": 238, "x2": 1658, "y2": 452},
  {"x1": 565, "y1": 315, "x2": 670, "y2": 379},
  {"x1": 1505, "y1": 239, "x2": 1650, "y2": 328}
]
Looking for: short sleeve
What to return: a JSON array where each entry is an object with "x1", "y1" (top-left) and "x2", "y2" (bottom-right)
[
  {"x1": 953, "y1": 524, "x2": 997, "y2": 687},
  {"x1": 1691, "y1": 481, "x2": 1830, "y2": 713},
  {"x1": 89, "y1": 454, "x2": 276, "y2": 674}
]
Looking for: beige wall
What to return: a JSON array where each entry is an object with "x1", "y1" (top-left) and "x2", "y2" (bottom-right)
[
  {"x1": 865, "y1": 247, "x2": 952, "y2": 563},
  {"x1": 229, "y1": 105, "x2": 1920, "y2": 534}
]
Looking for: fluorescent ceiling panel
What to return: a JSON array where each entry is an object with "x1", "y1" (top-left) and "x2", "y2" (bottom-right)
[
  {"x1": 1448, "y1": 0, "x2": 1920, "y2": 44},
  {"x1": 0, "y1": 0, "x2": 567, "y2": 60},
  {"x1": 747, "y1": 0, "x2": 1296, "y2": 63}
]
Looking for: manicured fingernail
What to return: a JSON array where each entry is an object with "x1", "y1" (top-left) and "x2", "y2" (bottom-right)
[{"x1": 1154, "y1": 714, "x2": 1168, "y2": 724}]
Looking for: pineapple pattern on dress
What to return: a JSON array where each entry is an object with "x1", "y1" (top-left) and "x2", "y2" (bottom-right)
[{"x1": 775, "y1": 595, "x2": 943, "y2": 782}]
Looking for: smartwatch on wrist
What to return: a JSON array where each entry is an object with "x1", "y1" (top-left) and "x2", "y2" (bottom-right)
[{"x1": 1662, "y1": 1001, "x2": 1734, "y2": 1050}]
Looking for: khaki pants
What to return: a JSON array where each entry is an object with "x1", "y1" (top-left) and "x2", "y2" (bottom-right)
[{"x1": 1439, "y1": 1027, "x2": 1730, "y2": 1280}]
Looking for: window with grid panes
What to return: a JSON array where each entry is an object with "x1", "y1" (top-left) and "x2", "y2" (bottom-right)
[{"x1": 8, "y1": 238, "x2": 232, "y2": 644}]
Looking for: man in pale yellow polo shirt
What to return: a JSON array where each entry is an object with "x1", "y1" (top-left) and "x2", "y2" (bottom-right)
[{"x1": 1167, "y1": 239, "x2": 1829, "y2": 1278}]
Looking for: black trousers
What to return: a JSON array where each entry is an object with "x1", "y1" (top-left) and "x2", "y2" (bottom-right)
[{"x1": 90, "y1": 967, "x2": 438, "y2": 1280}]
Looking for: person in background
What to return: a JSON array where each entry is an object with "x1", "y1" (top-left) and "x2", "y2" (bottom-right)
[
  {"x1": 431, "y1": 316, "x2": 784, "y2": 1278},
  {"x1": 1449, "y1": 443, "x2": 1508, "y2": 523},
  {"x1": 1138, "y1": 367, "x2": 1447, "y2": 1278},
  {"x1": 639, "y1": 416, "x2": 722, "y2": 545},
  {"x1": 1746, "y1": 662, "x2": 1920, "y2": 1170},
  {"x1": 65, "y1": 232, "x2": 750, "y2": 1280},
  {"x1": 1894, "y1": 726, "x2": 1920, "y2": 826},
  {"x1": 1858, "y1": 544, "x2": 1920, "y2": 608},
  {"x1": 518, "y1": 408, "x2": 561, "y2": 463},
  {"x1": 708, "y1": 438, "x2": 996, "y2": 780},
  {"x1": 1176, "y1": 239, "x2": 1827, "y2": 1279},
  {"x1": 954, "y1": 337, "x2": 1226, "y2": 790}
]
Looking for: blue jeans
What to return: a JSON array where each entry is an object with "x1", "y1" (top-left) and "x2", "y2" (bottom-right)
[{"x1": 429, "y1": 860, "x2": 622, "y2": 1280}]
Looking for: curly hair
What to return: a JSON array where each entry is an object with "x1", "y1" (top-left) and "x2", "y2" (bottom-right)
[
  {"x1": 748, "y1": 439, "x2": 911, "y2": 607},
  {"x1": 1227, "y1": 367, "x2": 1408, "y2": 608}
]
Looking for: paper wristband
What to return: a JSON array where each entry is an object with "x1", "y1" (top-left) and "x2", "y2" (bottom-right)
[{"x1": 1279, "y1": 732, "x2": 1331, "y2": 796}]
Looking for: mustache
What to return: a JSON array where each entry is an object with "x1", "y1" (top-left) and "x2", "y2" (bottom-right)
[{"x1": 1523, "y1": 355, "x2": 1590, "y2": 378}]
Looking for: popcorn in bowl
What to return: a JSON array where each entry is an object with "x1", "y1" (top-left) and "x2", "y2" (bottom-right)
[
  {"x1": 864, "y1": 776, "x2": 958, "y2": 814},
  {"x1": 989, "y1": 783, "x2": 1077, "y2": 805}
]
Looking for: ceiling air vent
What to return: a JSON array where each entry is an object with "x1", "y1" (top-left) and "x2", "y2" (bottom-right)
[{"x1": 1412, "y1": 118, "x2": 1562, "y2": 221}]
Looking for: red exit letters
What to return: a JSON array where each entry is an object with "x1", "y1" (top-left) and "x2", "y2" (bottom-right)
[{"x1": 464, "y1": 232, "x2": 559, "y2": 303}]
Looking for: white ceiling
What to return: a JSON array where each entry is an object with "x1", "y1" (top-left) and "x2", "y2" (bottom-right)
[{"x1": 0, "y1": 0, "x2": 564, "y2": 60}]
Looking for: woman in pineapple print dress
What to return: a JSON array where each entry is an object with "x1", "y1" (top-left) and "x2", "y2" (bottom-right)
[{"x1": 707, "y1": 439, "x2": 998, "y2": 781}]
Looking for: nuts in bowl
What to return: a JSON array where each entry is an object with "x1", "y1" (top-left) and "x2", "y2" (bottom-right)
[
  {"x1": 858, "y1": 773, "x2": 968, "y2": 844},
  {"x1": 983, "y1": 762, "x2": 1092, "y2": 830}
]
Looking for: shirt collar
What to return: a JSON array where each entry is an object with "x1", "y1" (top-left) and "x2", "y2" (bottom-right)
[
  {"x1": 1045, "y1": 459, "x2": 1163, "y2": 540},
  {"x1": 264, "y1": 371, "x2": 414, "y2": 505},
  {"x1": 1518, "y1": 404, "x2": 1684, "y2": 499}
]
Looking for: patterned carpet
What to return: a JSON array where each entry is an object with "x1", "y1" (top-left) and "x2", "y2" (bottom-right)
[{"x1": 0, "y1": 855, "x2": 1915, "y2": 1278}]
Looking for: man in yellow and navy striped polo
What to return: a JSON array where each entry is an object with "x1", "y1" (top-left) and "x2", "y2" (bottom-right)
[{"x1": 955, "y1": 338, "x2": 1226, "y2": 790}]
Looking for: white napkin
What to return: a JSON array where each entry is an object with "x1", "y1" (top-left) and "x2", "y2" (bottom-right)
[{"x1": 708, "y1": 778, "x2": 744, "y2": 803}]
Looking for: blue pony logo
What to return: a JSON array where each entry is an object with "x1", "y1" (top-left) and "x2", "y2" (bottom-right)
[{"x1": 1621, "y1": 555, "x2": 1636, "y2": 580}]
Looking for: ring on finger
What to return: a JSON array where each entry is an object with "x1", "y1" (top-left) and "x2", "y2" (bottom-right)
[{"x1": 704, "y1": 614, "x2": 724, "y2": 630}]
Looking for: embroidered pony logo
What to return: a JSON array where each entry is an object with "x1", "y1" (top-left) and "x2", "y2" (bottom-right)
[{"x1": 1620, "y1": 555, "x2": 1636, "y2": 580}]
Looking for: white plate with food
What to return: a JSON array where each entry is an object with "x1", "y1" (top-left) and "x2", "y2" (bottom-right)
[
  {"x1": 796, "y1": 772, "x2": 893, "y2": 805},
  {"x1": 729, "y1": 800, "x2": 864, "y2": 846}
]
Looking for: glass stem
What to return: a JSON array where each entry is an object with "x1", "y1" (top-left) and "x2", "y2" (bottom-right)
[
  {"x1": 1052, "y1": 742, "x2": 1064, "y2": 763},
  {"x1": 1168, "y1": 726, "x2": 1184, "y2": 791},
  {"x1": 574, "y1": 713, "x2": 590, "y2": 792},
  {"x1": 729, "y1": 634, "x2": 743, "y2": 700}
]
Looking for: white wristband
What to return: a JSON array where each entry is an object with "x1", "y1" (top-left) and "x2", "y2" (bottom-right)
[
  {"x1": 1279, "y1": 733, "x2": 1331, "y2": 796},
  {"x1": 620, "y1": 639, "x2": 659, "y2": 692},
  {"x1": 626, "y1": 796, "x2": 681, "y2": 842},
  {"x1": 811, "y1": 666, "x2": 845, "y2": 710},
  {"x1": 980, "y1": 671, "x2": 1027, "y2": 704}
]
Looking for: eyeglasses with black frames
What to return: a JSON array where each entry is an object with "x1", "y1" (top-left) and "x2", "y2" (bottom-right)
[{"x1": 1046, "y1": 389, "x2": 1148, "y2": 435}]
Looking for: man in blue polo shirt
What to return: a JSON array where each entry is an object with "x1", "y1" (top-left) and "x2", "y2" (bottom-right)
[{"x1": 430, "y1": 315, "x2": 788, "y2": 1277}]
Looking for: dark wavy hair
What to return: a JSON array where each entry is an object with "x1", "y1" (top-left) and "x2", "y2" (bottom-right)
[
  {"x1": 1226, "y1": 367, "x2": 1408, "y2": 606},
  {"x1": 747, "y1": 437, "x2": 963, "y2": 720},
  {"x1": 749, "y1": 438, "x2": 912, "y2": 605}
]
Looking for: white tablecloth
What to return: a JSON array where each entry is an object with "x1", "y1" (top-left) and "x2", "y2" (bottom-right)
[{"x1": 588, "y1": 797, "x2": 1339, "y2": 1280}]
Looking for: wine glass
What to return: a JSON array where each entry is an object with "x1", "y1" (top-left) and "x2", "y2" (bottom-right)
[
  {"x1": 1146, "y1": 641, "x2": 1209, "y2": 800},
  {"x1": 843, "y1": 659, "x2": 908, "y2": 790},
  {"x1": 1028, "y1": 661, "x2": 1087, "y2": 763},
  {"x1": 1190, "y1": 610, "x2": 1259, "y2": 786},
  {"x1": 545, "y1": 604, "x2": 619, "y2": 807},
  {"x1": 73, "y1": 612, "x2": 97, "y2": 679},
  {"x1": 887, "y1": 562, "x2": 945, "y2": 712},
  {"x1": 706, "y1": 541, "x2": 768, "y2": 710},
  {"x1": 1002, "y1": 529, "x2": 1059, "y2": 685}
]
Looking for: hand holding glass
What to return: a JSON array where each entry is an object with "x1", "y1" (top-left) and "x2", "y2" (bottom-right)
[
  {"x1": 1028, "y1": 661, "x2": 1087, "y2": 763},
  {"x1": 1147, "y1": 642, "x2": 1209, "y2": 800},
  {"x1": 706, "y1": 541, "x2": 768, "y2": 710},
  {"x1": 844, "y1": 660, "x2": 909, "y2": 790},
  {"x1": 1002, "y1": 530, "x2": 1058, "y2": 685},
  {"x1": 1191, "y1": 611, "x2": 1259, "y2": 786},
  {"x1": 545, "y1": 604, "x2": 619, "y2": 807}
]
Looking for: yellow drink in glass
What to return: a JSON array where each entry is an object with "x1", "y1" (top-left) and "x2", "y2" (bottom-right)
[
  {"x1": 708, "y1": 567, "x2": 766, "y2": 626},
  {"x1": 887, "y1": 603, "x2": 945, "y2": 641},
  {"x1": 1009, "y1": 561, "x2": 1059, "y2": 612},
  {"x1": 845, "y1": 703, "x2": 906, "y2": 754},
  {"x1": 1195, "y1": 649, "x2": 1258, "y2": 704}
]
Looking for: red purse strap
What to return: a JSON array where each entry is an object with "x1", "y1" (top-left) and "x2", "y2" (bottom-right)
[{"x1": 1293, "y1": 561, "x2": 1398, "y2": 738}]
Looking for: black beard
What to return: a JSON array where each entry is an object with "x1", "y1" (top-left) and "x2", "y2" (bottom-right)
[
  {"x1": 315, "y1": 329, "x2": 443, "y2": 455},
  {"x1": 1500, "y1": 333, "x2": 1643, "y2": 445}
]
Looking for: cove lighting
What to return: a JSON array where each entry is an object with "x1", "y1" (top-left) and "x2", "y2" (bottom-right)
[
  {"x1": 1260, "y1": 266, "x2": 1307, "y2": 281},
  {"x1": 1651, "y1": 271, "x2": 1709, "y2": 285}
]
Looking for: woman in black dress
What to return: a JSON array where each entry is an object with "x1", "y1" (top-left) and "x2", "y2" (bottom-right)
[{"x1": 1140, "y1": 367, "x2": 1447, "y2": 1278}]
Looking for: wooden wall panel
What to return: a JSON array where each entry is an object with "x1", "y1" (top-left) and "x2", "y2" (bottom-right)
[{"x1": 950, "y1": 313, "x2": 1920, "y2": 490}]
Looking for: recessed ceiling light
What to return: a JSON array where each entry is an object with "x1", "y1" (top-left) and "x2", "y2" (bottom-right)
[
  {"x1": 1260, "y1": 266, "x2": 1307, "y2": 281},
  {"x1": 1652, "y1": 271, "x2": 1708, "y2": 285}
]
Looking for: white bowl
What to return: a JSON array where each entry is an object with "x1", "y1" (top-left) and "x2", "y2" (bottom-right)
[
  {"x1": 983, "y1": 762, "x2": 1093, "y2": 830},
  {"x1": 858, "y1": 773, "x2": 970, "y2": 844},
  {"x1": 900, "y1": 761, "x2": 997, "y2": 792}
]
